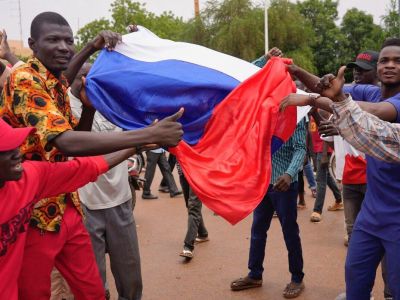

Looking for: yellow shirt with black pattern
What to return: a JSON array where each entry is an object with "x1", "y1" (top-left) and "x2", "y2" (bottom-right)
[{"x1": 0, "y1": 57, "x2": 82, "y2": 232}]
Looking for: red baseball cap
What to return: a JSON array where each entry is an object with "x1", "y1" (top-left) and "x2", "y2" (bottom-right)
[{"x1": 0, "y1": 118, "x2": 36, "y2": 151}]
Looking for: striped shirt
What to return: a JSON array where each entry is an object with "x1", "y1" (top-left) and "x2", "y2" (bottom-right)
[
  {"x1": 332, "y1": 95, "x2": 400, "y2": 163},
  {"x1": 271, "y1": 119, "x2": 307, "y2": 184}
]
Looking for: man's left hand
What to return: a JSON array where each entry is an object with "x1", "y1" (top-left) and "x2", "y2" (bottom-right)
[
  {"x1": 273, "y1": 174, "x2": 291, "y2": 192},
  {"x1": 90, "y1": 30, "x2": 122, "y2": 52},
  {"x1": 318, "y1": 120, "x2": 338, "y2": 136}
]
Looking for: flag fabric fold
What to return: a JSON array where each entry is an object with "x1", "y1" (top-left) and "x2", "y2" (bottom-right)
[{"x1": 86, "y1": 26, "x2": 301, "y2": 224}]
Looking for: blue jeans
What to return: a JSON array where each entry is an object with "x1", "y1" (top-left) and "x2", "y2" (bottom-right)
[
  {"x1": 303, "y1": 160, "x2": 316, "y2": 190},
  {"x1": 248, "y1": 183, "x2": 304, "y2": 283},
  {"x1": 313, "y1": 153, "x2": 342, "y2": 213},
  {"x1": 346, "y1": 229, "x2": 400, "y2": 300}
]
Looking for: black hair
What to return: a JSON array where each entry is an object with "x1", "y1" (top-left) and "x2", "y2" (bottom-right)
[
  {"x1": 30, "y1": 12, "x2": 70, "y2": 39},
  {"x1": 381, "y1": 38, "x2": 400, "y2": 50}
]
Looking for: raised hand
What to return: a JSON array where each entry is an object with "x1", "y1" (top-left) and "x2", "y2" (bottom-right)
[
  {"x1": 316, "y1": 66, "x2": 347, "y2": 102},
  {"x1": 151, "y1": 108, "x2": 184, "y2": 147},
  {"x1": 0, "y1": 29, "x2": 18, "y2": 65},
  {"x1": 267, "y1": 47, "x2": 283, "y2": 59},
  {"x1": 90, "y1": 30, "x2": 122, "y2": 52}
]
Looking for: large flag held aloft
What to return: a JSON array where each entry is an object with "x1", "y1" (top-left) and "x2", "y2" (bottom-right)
[{"x1": 86, "y1": 26, "x2": 305, "y2": 224}]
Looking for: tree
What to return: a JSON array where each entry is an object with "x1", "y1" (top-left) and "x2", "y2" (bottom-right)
[
  {"x1": 382, "y1": 0, "x2": 400, "y2": 38},
  {"x1": 76, "y1": 0, "x2": 187, "y2": 49},
  {"x1": 297, "y1": 0, "x2": 344, "y2": 76},
  {"x1": 340, "y1": 8, "x2": 385, "y2": 64},
  {"x1": 201, "y1": 0, "x2": 265, "y2": 61},
  {"x1": 268, "y1": 0, "x2": 316, "y2": 72}
]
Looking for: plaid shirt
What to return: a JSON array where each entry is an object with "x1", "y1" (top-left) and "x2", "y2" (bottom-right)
[{"x1": 332, "y1": 95, "x2": 400, "y2": 163}]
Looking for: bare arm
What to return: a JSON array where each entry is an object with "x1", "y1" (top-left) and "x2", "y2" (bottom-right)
[
  {"x1": 52, "y1": 109, "x2": 184, "y2": 156},
  {"x1": 0, "y1": 30, "x2": 19, "y2": 66},
  {"x1": 64, "y1": 31, "x2": 122, "y2": 84}
]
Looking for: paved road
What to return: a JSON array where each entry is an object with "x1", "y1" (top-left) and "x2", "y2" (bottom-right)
[{"x1": 106, "y1": 170, "x2": 385, "y2": 300}]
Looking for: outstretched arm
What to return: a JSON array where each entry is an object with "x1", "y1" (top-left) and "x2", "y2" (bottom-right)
[
  {"x1": 332, "y1": 96, "x2": 400, "y2": 163},
  {"x1": 281, "y1": 66, "x2": 399, "y2": 122},
  {"x1": 53, "y1": 109, "x2": 184, "y2": 156}
]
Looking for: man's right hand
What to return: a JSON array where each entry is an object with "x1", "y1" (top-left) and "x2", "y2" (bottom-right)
[
  {"x1": 150, "y1": 108, "x2": 184, "y2": 146},
  {"x1": 317, "y1": 66, "x2": 347, "y2": 102}
]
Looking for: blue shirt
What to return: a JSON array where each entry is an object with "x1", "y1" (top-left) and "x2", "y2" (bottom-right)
[{"x1": 345, "y1": 84, "x2": 400, "y2": 241}]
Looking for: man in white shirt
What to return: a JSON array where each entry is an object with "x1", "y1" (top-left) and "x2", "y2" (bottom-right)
[{"x1": 70, "y1": 64, "x2": 142, "y2": 300}]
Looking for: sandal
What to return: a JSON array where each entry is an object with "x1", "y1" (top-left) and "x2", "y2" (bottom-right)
[
  {"x1": 310, "y1": 212, "x2": 322, "y2": 223},
  {"x1": 230, "y1": 276, "x2": 262, "y2": 291},
  {"x1": 283, "y1": 281, "x2": 305, "y2": 298}
]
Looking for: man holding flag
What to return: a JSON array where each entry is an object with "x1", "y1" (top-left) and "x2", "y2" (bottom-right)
[{"x1": 230, "y1": 53, "x2": 307, "y2": 299}]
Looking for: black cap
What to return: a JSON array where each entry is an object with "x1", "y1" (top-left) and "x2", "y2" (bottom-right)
[{"x1": 346, "y1": 50, "x2": 379, "y2": 70}]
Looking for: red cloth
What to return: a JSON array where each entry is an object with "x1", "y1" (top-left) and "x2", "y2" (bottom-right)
[
  {"x1": 310, "y1": 117, "x2": 332, "y2": 153},
  {"x1": 342, "y1": 155, "x2": 367, "y2": 185},
  {"x1": 171, "y1": 57, "x2": 297, "y2": 224},
  {"x1": 18, "y1": 201, "x2": 104, "y2": 299},
  {"x1": 0, "y1": 157, "x2": 108, "y2": 299}
]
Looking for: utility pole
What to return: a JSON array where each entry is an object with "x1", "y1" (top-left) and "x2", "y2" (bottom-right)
[
  {"x1": 265, "y1": 0, "x2": 270, "y2": 53},
  {"x1": 17, "y1": 0, "x2": 23, "y2": 47},
  {"x1": 194, "y1": 0, "x2": 200, "y2": 18}
]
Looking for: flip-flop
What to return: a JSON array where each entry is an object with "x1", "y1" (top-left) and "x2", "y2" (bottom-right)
[{"x1": 283, "y1": 281, "x2": 305, "y2": 298}]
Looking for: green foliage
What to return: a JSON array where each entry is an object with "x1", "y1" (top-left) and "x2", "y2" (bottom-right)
[
  {"x1": 75, "y1": 0, "x2": 395, "y2": 76},
  {"x1": 340, "y1": 9, "x2": 384, "y2": 64},
  {"x1": 268, "y1": 0, "x2": 316, "y2": 72},
  {"x1": 382, "y1": 0, "x2": 400, "y2": 37},
  {"x1": 297, "y1": 0, "x2": 344, "y2": 76}
]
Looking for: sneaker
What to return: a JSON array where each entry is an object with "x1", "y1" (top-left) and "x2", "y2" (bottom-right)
[
  {"x1": 310, "y1": 212, "x2": 322, "y2": 222},
  {"x1": 142, "y1": 193, "x2": 158, "y2": 200},
  {"x1": 195, "y1": 236, "x2": 209, "y2": 244},
  {"x1": 179, "y1": 247, "x2": 193, "y2": 259},
  {"x1": 328, "y1": 202, "x2": 344, "y2": 211}
]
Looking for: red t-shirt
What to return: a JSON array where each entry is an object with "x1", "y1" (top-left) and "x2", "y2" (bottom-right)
[
  {"x1": 310, "y1": 118, "x2": 332, "y2": 153},
  {"x1": 0, "y1": 156, "x2": 108, "y2": 299},
  {"x1": 342, "y1": 155, "x2": 367, "y2": 185}
]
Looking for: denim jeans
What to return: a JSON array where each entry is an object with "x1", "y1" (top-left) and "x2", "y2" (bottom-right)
[
  {"x1": 313, "y1": 153, "x2": 342, "y2": 213},
  {"x1": 248, "y1": 183, "x2": 304, "y2": 283},
  {"x1": 303, "y1": 160, "x2": 316, "y2": 190}
]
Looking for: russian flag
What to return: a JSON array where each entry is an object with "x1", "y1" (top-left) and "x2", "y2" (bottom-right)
[{"x1": 86, "y1": 26, "x2": 308, "y2": 224}]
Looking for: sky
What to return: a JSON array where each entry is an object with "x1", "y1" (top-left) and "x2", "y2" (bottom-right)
[{"x1": 0, "y1": 0, "x2": 394, "y2": 45}]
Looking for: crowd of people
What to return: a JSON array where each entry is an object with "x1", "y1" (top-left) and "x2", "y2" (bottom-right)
[{"x1": 1, "y1": 9, "x2": 400, "y2": 300}]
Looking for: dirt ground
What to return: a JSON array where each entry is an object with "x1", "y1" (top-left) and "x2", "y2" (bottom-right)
[{"x1": 106, "y1": 170, "x2": 385, "y2": 300}]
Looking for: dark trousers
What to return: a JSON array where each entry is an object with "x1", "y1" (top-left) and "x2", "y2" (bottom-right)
[
  {"x1": 343, "y1": 184, "x2": 392, "y2": 298},
  {"x1": 179, "y1": 174, "x2": 208, "y2": 251},
  {"x1": 313, "y1": 153, "x2": 342, "y2": 213},
  {"x1": 248, "y1": 183, "x2": 304, "y2": 283},
  {"x1": 346, "y1": 229, "x2": 399, "y2": 300},
  {"x1": 143, "y1": 151, "x2": 179, "y2": 194},
  {"x1": 160, "y1": 154, "x2": 177, "y2": 188}
]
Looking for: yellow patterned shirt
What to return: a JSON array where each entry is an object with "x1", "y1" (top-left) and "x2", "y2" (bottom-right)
[{"x1": 0, "y1": 57, "x2": 82, "y2": 232}]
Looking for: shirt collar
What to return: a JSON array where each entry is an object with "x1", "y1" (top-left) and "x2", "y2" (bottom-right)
[{"x1": 27, "y1": 56, "x2": 69, "y2": 90}]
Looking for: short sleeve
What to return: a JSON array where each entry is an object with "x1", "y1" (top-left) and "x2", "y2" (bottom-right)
[
  {"x1": 11, "y1": 71, "x2": 73, "y2": 152},
  {"x1": 343, "y1": 84, "x2": 381, "y2": 102},
  {"x1": 385, "y1": 94, "x2": 400, "y2": 124}
]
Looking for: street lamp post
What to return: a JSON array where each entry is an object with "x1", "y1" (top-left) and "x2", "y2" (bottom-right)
[{"x1": 265, "y1": 0, "x2": 270, "y2": 53}]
